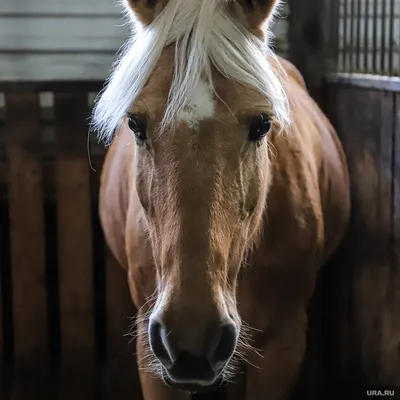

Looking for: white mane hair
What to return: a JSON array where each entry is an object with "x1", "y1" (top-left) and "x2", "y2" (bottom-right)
[{"x1": 91, "y1": 0, "x2": 291, "y2": 145}]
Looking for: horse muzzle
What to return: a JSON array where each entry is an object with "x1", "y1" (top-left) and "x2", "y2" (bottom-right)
[
  {"x1": 149, "y1": 318, "x2": 237, "y2": 389},
  {"x1": 162, "y1": 370, "x2": 225, "y2": 394}
]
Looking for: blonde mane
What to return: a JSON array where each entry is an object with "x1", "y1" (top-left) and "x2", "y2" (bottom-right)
[{"x1": 91, "y1": 0, "x2": 291, "y2": 145}]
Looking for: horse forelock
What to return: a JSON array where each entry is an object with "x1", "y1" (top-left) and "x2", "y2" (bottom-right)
[{"x1": 91, "y1": 0, "x2": 291, "y2": 145}]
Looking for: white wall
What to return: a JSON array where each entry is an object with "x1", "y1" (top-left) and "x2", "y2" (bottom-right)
[{"x1": 0, "y1": 0, "x2": 289, "y2": 82}]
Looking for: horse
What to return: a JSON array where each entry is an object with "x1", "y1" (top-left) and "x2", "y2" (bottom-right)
[{"x1": 92, "y1": 0, "x2": 350, "y2": 399}]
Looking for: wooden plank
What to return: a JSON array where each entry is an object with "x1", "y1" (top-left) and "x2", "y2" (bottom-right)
[
  {"x1": 0, "y1": 54, "x2": 116, "y2": 81},
  {"x1": 395, "y1": 91, "x2": 400, "y2": 280},
  {"x1": 0, "y1": 262, "x2": 2, "y2": 366},
  {"x1": 0, "y1": 17, "x2": 128, "y2": 52},
  {"x1": 0, "y1": 189, "x2": 12, "y2": 371},
  {"x1": 373, "y1": 90, "x2": 399, "y2": 384},
  {"x1": 325, "y1": 73, "x2": 400, "y2": 93},
  {"x1": 323, "y1": 84, "x2": 397, "y2": 388},
  {"x1": 345, "y1": 86, "x2": 390, "y2": 386},
  {"x1": 0, "y1": 80, "x2": 104, "y2": 93},
  {"x1": 0, "y1": 202, "x2": 4, "y2": 364},
  {"x1": 55, "y1": 92, "x2": 94, "y2": 368},
  {"x1": 387, "y1": 91, "x2": 400, "y2": 384},
  {"x1": 320, "y1": 85, "x2": 364, "y2": 390},
  {"x1": 103, "y1": 250, "x2": 141, "y2": 399},
  {"x1": 4, "y1": 93, "x2": 48, "y2": 367},
  {"x1": 9, "y1": 369, "x2": 59, "y2": 400},
  {"x1": 0, "y1": 0, "x2": 120, "y2": 15},
  {"x1": 0, "y1": 157, "x2": 104, "y2": 188}
]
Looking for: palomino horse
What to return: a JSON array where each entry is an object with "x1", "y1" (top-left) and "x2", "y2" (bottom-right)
[{"x1": 92, "y1": 0, "x2": 350, "y2": 398}]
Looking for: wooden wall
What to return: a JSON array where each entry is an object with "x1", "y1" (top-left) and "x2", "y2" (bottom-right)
[
  {"x1": 0, "y1": 85, "x2": 142, "y2": 399},
  {"x1": 321, "y1": 76, "x2": 400, "y2": 392},
  {"x1": 0, "y1": 0, "x2": 129, "y2": 81}
]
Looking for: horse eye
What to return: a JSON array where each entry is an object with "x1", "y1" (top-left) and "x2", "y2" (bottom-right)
[
  {"x1": 128, "y1": 114, "x2": 147, "y2": 141},
  {"x1": 248, "y1": 114, "x2": 271, "y2": 142}
]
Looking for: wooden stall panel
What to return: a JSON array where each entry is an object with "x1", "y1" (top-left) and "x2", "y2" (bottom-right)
[
  {"x1": 324, "y1": 84, "x2": 398, "y2": 387},
  {"x1": 4, "y1": 93, "x2": 48, "y2": 368},
  {"x1": 0, "y1": 276, "x2": 2, "y2": 365},
  {"x1": 54, "y1": 92, "x2": 94, "y2": 372},
  {"x1": 101, "y1": 250, "x2": 140, "y2": 399},
  {"x1": 0, "y1": 235, "x2": 3, "y2": 365},
  {"x1": 390, "y1": 91, "x2": 400, "y2": 383}
]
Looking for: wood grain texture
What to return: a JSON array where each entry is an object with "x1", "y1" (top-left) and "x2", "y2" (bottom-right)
[
  {"x1": 0, "y1": 88, "x2": 145, "y2": 399},
  {"x1": 4, "y1": 93, "x2": 48, "y2": 367},
  {"x1": 323, "y1": 83, "x2": 400, "y2": 389},
  {"x1": 0, "y1": 54, "x2": 116, "y2": 82},
  {"x1": 0, "y1": 17, "x2": 128, "y2": 52},
  {"x1": 386, "y1": 91, "x2": 400, "y2": 384},
  {"x1": 55, "y1": 92, "x2": 94, "y2": 369},
  {"x1": 0, "y1": 259, "x2": 2, "y2": 365},
  {"x1": 103, "y1": 249, "x2": 142, "y2": 400},
  {"x1": 0, "y1": 0, "x2": 120, "y2": 15}
]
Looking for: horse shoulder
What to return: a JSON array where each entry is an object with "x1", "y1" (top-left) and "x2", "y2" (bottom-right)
[
  {"x1": 314, "y1": 107, "x2": 351, "y2": 262},
  {"x1": 280, "y1": 69, "x2": 351, "y2": 265}
]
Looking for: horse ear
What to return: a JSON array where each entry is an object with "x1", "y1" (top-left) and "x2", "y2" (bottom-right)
[
  {"x1": 123, "y1": 0, "x2": 168, "y2": 26},
  {"x1": 230, "y1": 0, "x2": 281, "y2": 36}
]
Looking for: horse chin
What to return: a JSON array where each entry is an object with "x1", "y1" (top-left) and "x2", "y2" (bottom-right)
[{"x1": 162, "y1": 370, "x2": 225, "y2": 394}]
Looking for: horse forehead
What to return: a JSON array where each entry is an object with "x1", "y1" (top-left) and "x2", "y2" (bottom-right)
[{"x1": 178, "y1": 79, "x2": 216, "y2": 128}]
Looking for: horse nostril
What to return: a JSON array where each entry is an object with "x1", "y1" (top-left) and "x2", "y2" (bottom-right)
[
  {"x1": 149, "y1": 319, "x2": 237, "y2": 382},
  {"x1": 209, "y1": 323, "x2": 237, "y2": 366},
  {"x1": 149, "y1": 319, "x2": 173, "y2": 368}
]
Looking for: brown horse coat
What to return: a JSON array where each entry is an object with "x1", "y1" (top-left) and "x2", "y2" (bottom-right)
[{"x1": 99, "y1": 54, "x2": 350, "y2": 399}]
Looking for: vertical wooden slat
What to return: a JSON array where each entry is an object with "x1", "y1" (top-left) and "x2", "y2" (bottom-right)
[
  {"x1": 54, "y1": 92, "x2": 94, "y2": 368},
  {"x1": 350, "y1": 89, "x2": 394, "y2": 385},
  {"x1": 388, "y1": 92, "x2": 400, "y2": 384},
  {"x1": 5, "y1": 93, "x2": 48, "y2": 367},
  {"x1": 0, "y1": 194, "x2": 4, "y2": 369},
  {"x1": 0, "y1": 190, "x2": 12, "y2": 397},
  {"x1": 373, "y1": 91, "x2": 397, "y2": 384},
  {"x1": 0, "y1": 267, "x2": 3, "y2": 365},
  {"x1": 104, "y1": 250, "x2": 140, "y2": 399},
  {"x1": 323, "y1": 84, "x2": 400, "y2": 388},
  {"x1": 395, "y1": 92, "x2": 400, "y2": 264},
  {"x1": 379, "y1": 91, "x2": 394, "y2": 247}
]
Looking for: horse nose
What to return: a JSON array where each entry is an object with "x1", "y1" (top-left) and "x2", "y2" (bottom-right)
[
  {"x1": 208, "y1": 323, "x2": 238, "y2": 365},
  {"x1": 149, "y1": 319, "x2": 237, "y2": 383}
]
